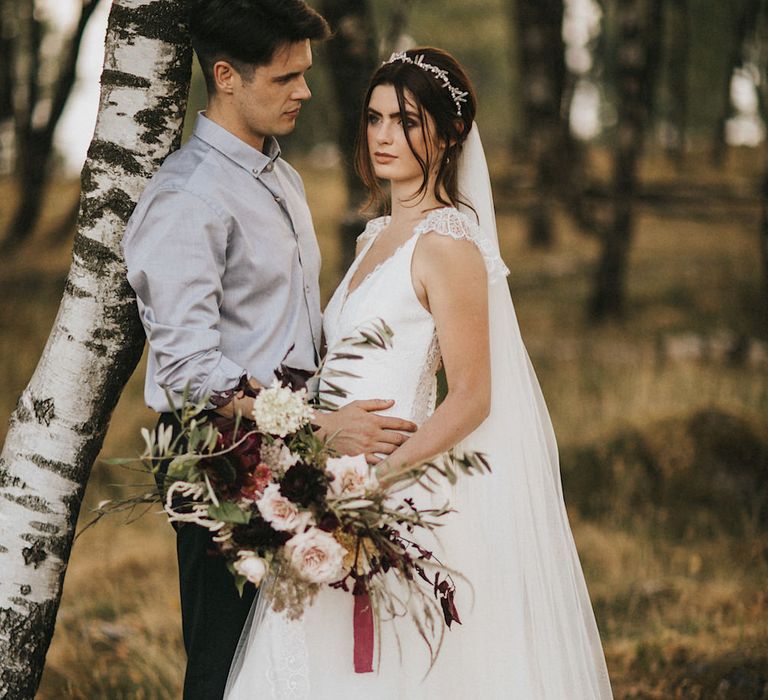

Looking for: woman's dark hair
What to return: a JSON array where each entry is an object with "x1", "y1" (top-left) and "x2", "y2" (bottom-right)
[
  {"x1": 355, "y1": 47, "x2": 477, "y2": 214},
  {"x1": 189, "y1": 0, "x2": 330, "y2": 94}
]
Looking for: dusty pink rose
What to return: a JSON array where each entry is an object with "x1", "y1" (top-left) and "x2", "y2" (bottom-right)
[
  {"x1": 256, "y1": 483, "x2": 314, "y2": 533},
  {"x1": 285, "y1": 528, "x2": 348, "y2": 584},
  {"x1": 325, "y1": 454, "x2": 379, "y2": 497}
]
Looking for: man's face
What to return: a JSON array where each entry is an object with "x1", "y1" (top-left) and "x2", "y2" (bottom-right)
[{"x1": 230, "y1": 40, "x2": 313, "y2": 146}]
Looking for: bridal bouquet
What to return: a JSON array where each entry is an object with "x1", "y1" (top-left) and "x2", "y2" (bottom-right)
[{"x1": 92, "y1": 323, "x2": 490, "y2": 671}]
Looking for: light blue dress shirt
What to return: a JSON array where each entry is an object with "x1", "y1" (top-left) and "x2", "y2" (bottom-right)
[{"x1": 123, "y1": 113, "x2": 322, "y2": 412}]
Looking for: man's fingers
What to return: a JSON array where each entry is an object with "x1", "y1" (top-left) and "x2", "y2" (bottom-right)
[
  {"x1": 371, "y1": 442, "x2": 397, "y2": 455},
  {"x1": 353, "y1": 399, "x2": 395, "y2": 412},
  {"x1": 375, "y1": 431, "x2": 409, "y2": 446},
  {"x1": 366, "y1": 453, "x2": 383, "y2": 465},
  {"x1": 376, "y1": 416, "x2": 417, "y2": 433}
]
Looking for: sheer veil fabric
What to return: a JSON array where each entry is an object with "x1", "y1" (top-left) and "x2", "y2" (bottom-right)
[{"x1": 223, "y1": 124, "x2": 613, "y2": 698}]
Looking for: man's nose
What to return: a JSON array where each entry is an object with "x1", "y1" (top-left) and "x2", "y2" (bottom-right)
[{"x1": 294, "y1": 76, "x2": 311, "y2": 101}]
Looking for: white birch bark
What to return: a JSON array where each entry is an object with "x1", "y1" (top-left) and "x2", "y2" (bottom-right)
[{"x1": 0, "y1": 1, "x2": 191, "y2": 696}]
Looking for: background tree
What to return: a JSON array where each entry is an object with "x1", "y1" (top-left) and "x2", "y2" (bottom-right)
[
  {"x1": 1, "y1": 0, "x2": 103, "y2": 254},
  {"x1": 319, "y1": 0, "x2": 379, "y2": 273},
  {"x1": 589, "y1": 0, "x2": 665, "y2": 320},
  {"x1": 0, "y1": 1, "x2": 191, "y2": 696},
  {"x1": 712, "y1": 0, "x2": 764, "y2": 166},
  {"x1": 0, "y1": 0, "x2": 15, "y2": 172},
  {"x1": 511, "y1": 0, "x2": 570, "y2": 248}
]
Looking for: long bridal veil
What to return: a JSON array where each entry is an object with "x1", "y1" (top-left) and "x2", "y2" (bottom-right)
[{"x1": 443, "y1": 124, "x2": 613, "y2": 697}]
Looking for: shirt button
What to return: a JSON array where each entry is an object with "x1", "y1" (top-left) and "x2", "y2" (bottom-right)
[
  {"x1": 265, "y1": 162, "x2": 274, "y2": 172},
  {"x1": 274, "y1": 195, "x2": 282, "y2": 203},
  {"x1": 251, "y1": 168, "x2": 259, "y2": 176}
]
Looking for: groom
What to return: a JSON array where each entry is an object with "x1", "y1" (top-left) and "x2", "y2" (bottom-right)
[{"x1": 123, "y1": 1, "x2": 416, "y2": 697}]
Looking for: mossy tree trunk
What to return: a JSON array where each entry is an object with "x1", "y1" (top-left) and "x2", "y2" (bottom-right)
[
  {"x1": 319, "y1": 0, "x2": 379, "y2": 274},
  {"x1": 0, "y1": 2, "x2": 191, "y2": 697}
]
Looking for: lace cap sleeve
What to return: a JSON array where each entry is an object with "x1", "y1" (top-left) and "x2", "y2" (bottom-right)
[
  {"x1": 356, "y1": 215, "x2": 390, "y2": 246},
  {"x1": 414, "y1": 208, "x2": 510, "y2": 283}
]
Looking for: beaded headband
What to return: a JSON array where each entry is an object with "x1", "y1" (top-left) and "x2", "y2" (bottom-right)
[{"x1": 383, "y1": 51, "x2": 469, "y2": 117}]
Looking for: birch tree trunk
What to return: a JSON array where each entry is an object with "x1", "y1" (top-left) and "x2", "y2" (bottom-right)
[
  {"x1": 319, "y1": 0, "x2": 379, "y2": 274},
  {"x1": 0, "y1": 1, "x2": 191, "y2": 696}
]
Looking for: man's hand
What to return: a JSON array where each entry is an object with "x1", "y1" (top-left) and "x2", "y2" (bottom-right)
[
  {"x1": 213, "y1": 377, "x2": 262, "y2": 420},
  {"x1": 313, "y1": 400, "x2": 416, "y2": 464}
]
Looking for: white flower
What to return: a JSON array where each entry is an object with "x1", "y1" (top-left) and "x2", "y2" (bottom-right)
[
  {"x1": 252, "y1": 379, "x2": 314, "y2": 437},
  {"x1": 256, "y1": 483, "x2": 314, "y2": 533},
  {"x1": 326, "y1": 454, "x2": 379, "y2": 497},
  {"x1": 285, "y1": 528, "x2": 348, "y2": 584},
  {"x1": 233, "y1": 552, "x2": 268, "y2": 586}
]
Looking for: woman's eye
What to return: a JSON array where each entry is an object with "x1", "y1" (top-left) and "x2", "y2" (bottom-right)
[
  {"x1": 367, "y1": 114, "x2": 380, "y2": 124},
  {"x1": 404, "y1": 119, "x2": 417, "y2": 128}
]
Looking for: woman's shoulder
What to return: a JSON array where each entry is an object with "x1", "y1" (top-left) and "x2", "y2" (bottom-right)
[
  {"x1": 415, "y1": 207, "x2": 509, "y2": 283},
  {"x1": 414, "y1": 206, "x2": 479, "y2": 240},
  {"x1": 356, "y1": 214, "x2": 391, "y2": 245}
]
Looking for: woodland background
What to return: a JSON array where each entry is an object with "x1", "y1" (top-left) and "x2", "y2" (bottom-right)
[{"x1": 1, "y1": 0, "x2": 767, "y2": 697}]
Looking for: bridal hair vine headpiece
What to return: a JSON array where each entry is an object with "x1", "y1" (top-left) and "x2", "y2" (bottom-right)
[{"x1": 383, "y1": 51, "x2": 469, "y2": 116}]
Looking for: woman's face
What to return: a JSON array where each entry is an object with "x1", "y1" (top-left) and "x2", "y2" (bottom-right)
[{"x1": 366, "y1": 84, "x2": 440, "y2": 187}]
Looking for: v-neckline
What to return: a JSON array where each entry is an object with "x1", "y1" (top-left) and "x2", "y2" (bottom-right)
[{"x1": 342, "y1": 208, "x2": 449, "y2": 306}]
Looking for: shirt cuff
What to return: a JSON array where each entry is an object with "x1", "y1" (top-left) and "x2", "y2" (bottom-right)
[{"x1": 200, "y1": 355, "x2": 248, "y2": 410}]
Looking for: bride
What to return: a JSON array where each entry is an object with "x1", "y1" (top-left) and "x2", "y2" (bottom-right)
[{"x1": 225, "y1": 47, "x2": 613, "y2": 699}]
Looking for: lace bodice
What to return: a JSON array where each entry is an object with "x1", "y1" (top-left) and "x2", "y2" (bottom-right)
[{"x1": 320, "y1": 207, "x2": 504, "y2": 425}]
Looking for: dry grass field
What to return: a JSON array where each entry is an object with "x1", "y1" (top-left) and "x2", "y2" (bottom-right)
[{"x1": 1, "y1": 151, "x2": 767, "y2": 698}]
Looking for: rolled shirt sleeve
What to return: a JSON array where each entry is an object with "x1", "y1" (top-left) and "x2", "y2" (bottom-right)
[{"x1": 123, "y1": 188, "x2": 246, "y2": 410}]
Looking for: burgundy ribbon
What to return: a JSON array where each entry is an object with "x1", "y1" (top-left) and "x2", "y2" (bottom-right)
[{"x1": 353, "y1": 591, "x2": 374, "y2": 673}]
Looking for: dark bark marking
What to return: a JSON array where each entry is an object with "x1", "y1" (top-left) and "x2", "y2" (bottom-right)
[
  {"x1": 84, "y1": 339, "x2": 109, "y2": 358},
  {"x1": 0, "y1": 460, "x2": 26, "y2": 489},
  {"x1": 19, "y1": 585, "x2": 31, "y2": 596},
  {"x1": 101, "y1": 68, "x2": 151, "y2": 89},
  {"x1": 63, "y1": 279, "x2": 92, "y2": 299},
  {"x1": 21, "y1": 540, "x2": 47, "y2": 568},
  {"x1": 2, "y1": 493, "x2": 54, "y2": 515},
  {"x1": 0, "y1": 545, "x2": 8, "y2": 554},
  {"x1": 29, "y1": 522, "x2": 60, "y2": 535},
  {"x1": 32, "y1": 397, "x2": 55, "y2": 426},
  {"x1": 0, "y1": 598, "x2": 60, "y2": 699},
  {"x1": 71, "y1": 232, "x2": 122, "y2": 278},
  {"x1": 27, "y1": 454, "x2": 78, "y2": 482},
  {"x1": 85, "y1": 139, "x2": 146, "y2": 176},
  {"x1": 109, "y1": 2, "x2": 189, "y2": 44},
  {"x1": 21, "y1": 532, "x2": 71, "y2": 564},
  {"x1": 80, "y1": 186, "x2": 138, "y2": 228}
]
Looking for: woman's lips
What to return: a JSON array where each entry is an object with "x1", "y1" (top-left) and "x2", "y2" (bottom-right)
[{"x1": 374, "y1": 152, "x2": 396, "y2": 163}]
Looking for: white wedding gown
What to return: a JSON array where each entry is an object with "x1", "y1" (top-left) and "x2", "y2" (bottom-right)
[{"x1": 225, "y1": 207, "x2": 613, "y2": 699}]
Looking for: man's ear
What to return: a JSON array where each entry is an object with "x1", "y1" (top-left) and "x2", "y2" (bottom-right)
[{"x1": 212, "y1": 60, "x2": 238, "y2": 95}]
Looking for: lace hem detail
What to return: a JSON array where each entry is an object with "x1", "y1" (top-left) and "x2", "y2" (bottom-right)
[
  {"x1": 265, "y1": 614, "x2": 311, "y2": 699},
  {"x1": 413, "y1": 208, "x2": 510, "y2": 283}
]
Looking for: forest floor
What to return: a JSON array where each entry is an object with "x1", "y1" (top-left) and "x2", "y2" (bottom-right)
[{"x1": 1, "y1": 151, "x2": 766, "y2": 698}]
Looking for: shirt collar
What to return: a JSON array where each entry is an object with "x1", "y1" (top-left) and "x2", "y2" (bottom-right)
[{"x1": 192, "y1": 112, "x2": 281, "y2": 177}]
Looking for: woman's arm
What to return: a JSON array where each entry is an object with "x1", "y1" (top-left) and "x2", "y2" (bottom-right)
[{"x1": 376, "y1": 231, "x2": 491, "y2": 482}]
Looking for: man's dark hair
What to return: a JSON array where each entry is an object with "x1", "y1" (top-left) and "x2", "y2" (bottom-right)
[{"x1": 189, "y1": 0, "x2": 330, "y2": 93}]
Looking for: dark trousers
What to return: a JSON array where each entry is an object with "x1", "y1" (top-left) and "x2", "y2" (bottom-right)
[{"x1": 156, "y1": 412, "x2": 258, "y2": 700}]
